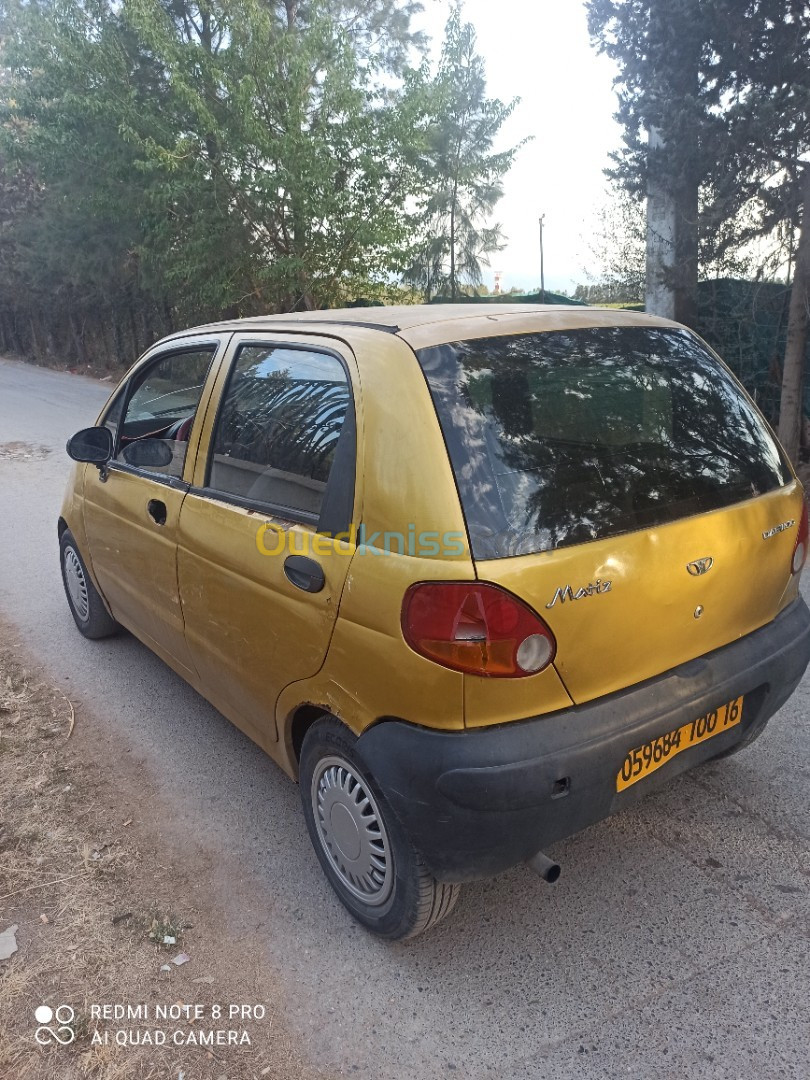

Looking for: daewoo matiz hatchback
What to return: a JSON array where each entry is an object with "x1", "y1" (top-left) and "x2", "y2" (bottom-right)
[{"x1": 60, "y1": 305, "x2": 810, "y2": 939}]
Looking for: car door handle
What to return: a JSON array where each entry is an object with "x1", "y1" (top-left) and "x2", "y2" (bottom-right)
[
  {"x1": 284, "y1": 555, "x2": 325, "y2": 593},
  {"x1": 147, "y1": 499, "x2": 167, "y2": 526}
]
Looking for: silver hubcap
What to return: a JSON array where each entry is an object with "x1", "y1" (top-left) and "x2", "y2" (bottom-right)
[
  {"x1": 64, "y1": 547, "x2": 90, "y2": 621},
  {"x1": 311, "y1": 756, "x2": 393, "y2": 906}
]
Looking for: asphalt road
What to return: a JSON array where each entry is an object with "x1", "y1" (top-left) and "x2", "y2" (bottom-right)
[{"x1": 1, "y1": 356, "x2": 809, "y2": 1079}]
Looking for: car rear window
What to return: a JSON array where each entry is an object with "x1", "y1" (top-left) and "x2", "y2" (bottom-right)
[{"x1": 416, "y1": 326, "x2": 790, "y2": 559}]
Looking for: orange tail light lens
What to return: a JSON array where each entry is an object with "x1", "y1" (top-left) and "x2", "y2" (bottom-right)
[{"x1": 402, "y1": 582, "x2": 557, "y2": 678}]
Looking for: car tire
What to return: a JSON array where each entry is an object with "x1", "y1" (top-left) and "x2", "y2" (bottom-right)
[
  {"x1": 59, "y1": 529, "x2": 119, "y2": 639},
  {"x1": 299, "y1": 715, "x2": 460, "y2": 940}
]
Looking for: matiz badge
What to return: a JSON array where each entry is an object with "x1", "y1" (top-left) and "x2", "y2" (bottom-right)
[{"x1": 546, "y1": 579, "x2": 612, "y2": 609}]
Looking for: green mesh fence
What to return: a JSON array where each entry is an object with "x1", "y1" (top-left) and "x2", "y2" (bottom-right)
[
  {"x1": 621, "y1": 279, "x2": 806, "y2": 427},
  {"x1": 691, "y1": 278, "x2": 806, "y2": 427}
]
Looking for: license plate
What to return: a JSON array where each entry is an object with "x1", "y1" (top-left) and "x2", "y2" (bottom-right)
[{"x1": 616, "y1": 696, "x2": 744, "y2": 793}]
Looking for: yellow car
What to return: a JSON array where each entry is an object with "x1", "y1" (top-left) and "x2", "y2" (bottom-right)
[{"x1": 59, "y1": 305, "x2": 810, "y2": 939}]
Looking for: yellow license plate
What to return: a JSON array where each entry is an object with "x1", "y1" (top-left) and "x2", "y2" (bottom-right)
[{"x1": 616, "y1": 696, "x2": 744, "y2": 793}]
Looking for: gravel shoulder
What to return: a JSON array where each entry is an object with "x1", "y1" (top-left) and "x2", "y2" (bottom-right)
[{"x1": 0, "y1": 620, "x2": 326, "y2": 1080}]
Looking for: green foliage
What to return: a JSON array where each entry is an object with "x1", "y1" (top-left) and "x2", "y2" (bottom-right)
[
  {"x1": 587, "y1": 1, "x2": 719, "y2": 193},
  {"x1": 699, "y1": 2, "x2": 810, "y2": 272},
  {"x1": 0, "y1": 0, "x2": 435, "y2": 364},
  {"x1": 403, "y1": 2, "x2": 525, "y2": 301}
]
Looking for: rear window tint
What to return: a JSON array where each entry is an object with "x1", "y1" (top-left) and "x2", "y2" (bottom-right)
[{"x1": 416, "y1": 327, "x2": 790, "y2": 559}]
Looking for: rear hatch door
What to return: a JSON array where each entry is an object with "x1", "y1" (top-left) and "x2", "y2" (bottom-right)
[
  {"x1": 415, "y1": 323, "x2": 802, "y2": 704},
  {"x1": 476, "y1": 486, "x2": 802, "y2": 703}
]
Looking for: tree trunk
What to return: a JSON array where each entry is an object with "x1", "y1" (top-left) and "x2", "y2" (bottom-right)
[
  {"x1": 128, "y1": 303, "x2": 141, "y2": 358},
  {"x1": 29, "y1": 314, "x2": 42, "y2": 361},
  {"x1": 450, "y1": 193, "x2": 457, "y2": 301},
  {"x1": 162, "y1": 298, "x2": 175, "y2": 334},
  {"x1": 68, "y1": 307, "x2": 86, "y2": 366},
  {"x1": 112, "y1": 310, "x2": 125, "y2": 367},
  {"x1": 8, "y1": 310, "x2": 22, "y2": 353},
  {"x1": 777, "y1": 167, "x2": 810, "y2": 466}
]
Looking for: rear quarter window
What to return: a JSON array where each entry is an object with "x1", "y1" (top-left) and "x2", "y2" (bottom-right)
[
  {"x1": 416, "y1": 327, "x2": 790, "y2": 559},
  {"x1": 206, "y1": 344, "x2": 354, "y2": 530}
]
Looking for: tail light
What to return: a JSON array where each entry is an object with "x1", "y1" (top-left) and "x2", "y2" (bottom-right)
[
  {"x1": 402, "y1": 582, "x2": 557, "y2": 678},
  {"x1": 792, "y1": 501, "x2": 809, "y2": 575}
]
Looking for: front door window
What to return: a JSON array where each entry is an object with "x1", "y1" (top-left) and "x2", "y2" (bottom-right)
[{"x1": 115, "y1": 347, "x2": 216, "y2": 480}]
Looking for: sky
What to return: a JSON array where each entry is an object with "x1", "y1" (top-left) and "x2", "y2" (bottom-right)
[{"x1": 412, "y1": 0, "x2": 624, "y2": 294}]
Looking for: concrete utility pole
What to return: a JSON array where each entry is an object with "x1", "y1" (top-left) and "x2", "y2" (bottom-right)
[
  {"x1": 645, "y1": 125, "x2": 699, "y2": 324},
  {"x1": 645, "y1": 128, "x2": 677, "y2": 320},
  {"x1": 539, "y1": 215, "x2": 546, "y2": 303}
]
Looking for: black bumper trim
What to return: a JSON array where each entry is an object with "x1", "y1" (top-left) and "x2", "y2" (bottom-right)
[{"x1": 355, "y1": 598, "x2": 810, "y2": 882}]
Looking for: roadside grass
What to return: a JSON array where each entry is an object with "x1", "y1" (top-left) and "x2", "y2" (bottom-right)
[{"x1": 0, "y1": 629, "x2": 322, "y2": 1080}]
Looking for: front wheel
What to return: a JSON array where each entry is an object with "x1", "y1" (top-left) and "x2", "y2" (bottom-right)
[
  {"x1": 299, "y1": 716, "x2": 460, "y2": 940},
  {"x1": 59, "y1": 529, "x2": 119, "y2": 639}
]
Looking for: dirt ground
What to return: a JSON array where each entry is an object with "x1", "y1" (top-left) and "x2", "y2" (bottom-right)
[{"x1": 0, "y1": 622, "x2": 326, "y2": 1080}]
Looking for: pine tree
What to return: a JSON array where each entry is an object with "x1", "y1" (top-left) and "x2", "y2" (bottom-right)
[{"x1": 406, "y1": 3, "x2": 523, "y2": 301}]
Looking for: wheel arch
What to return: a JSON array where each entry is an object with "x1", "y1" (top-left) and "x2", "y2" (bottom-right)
[
  {"x1": 288, "y1": 705, "x2": 330, "y2": 778},
  {"x1": 286, "y1": 701, "x2": 381, "y2": 780}
]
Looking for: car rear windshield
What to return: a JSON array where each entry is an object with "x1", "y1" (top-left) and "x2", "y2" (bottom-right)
[{"x1": 416, "y1": 326, "x2": 790, "y2": 559}]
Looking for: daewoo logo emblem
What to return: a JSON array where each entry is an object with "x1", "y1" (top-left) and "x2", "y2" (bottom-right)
[{"x1": 686, "y1": 557, "x2": 714, "y2": 577}]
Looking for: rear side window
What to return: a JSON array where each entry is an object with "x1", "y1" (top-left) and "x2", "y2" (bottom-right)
[
  {"x1": 208, "y1": 345, "x2": 354, "y2": 527},
  {"x1": 417, "y1": 327, "x2": 790, "y2": 559}
]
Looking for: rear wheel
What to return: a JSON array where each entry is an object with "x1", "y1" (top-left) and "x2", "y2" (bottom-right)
[
  {"x1": 299, "y1": 716, "x2": 460, "y2": 940},
  {"x1": 59, "y1": 529, "x2": 119, "y2": 639}
]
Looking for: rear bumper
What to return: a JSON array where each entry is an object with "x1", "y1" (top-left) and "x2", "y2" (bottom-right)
[{"x1": 356, "y1": 597, "x2": 810, "y2": 882}]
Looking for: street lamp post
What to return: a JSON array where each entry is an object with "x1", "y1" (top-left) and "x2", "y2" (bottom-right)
[{"x1": 539, "y1": 214, "x2": 546, "y2": 304}]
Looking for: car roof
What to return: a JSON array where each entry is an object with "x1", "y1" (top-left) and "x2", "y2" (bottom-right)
[{"x1": 164, "y1": 304, "x2": 681, "y2": 350}]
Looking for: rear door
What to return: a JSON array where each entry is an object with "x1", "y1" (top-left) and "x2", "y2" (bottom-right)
[
  {"x1": 177, "y1": 333, "x2": 359, "y2": 748},
  {"x1": 416, "y1": 324, "x2": 803, "y2": 705}
]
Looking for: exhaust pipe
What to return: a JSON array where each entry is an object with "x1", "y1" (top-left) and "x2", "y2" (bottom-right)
[{"x1": 527, "y1": 850, "x2": 561, "y2": 884}]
